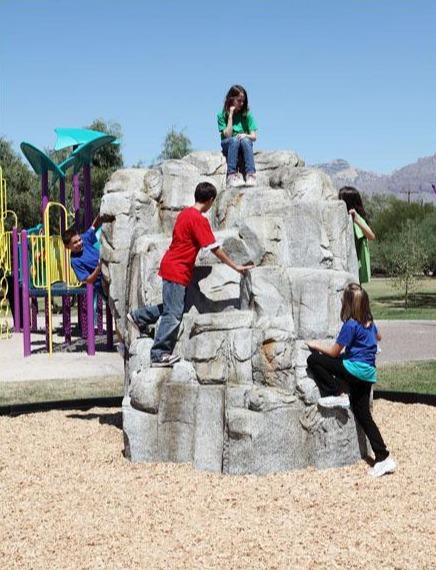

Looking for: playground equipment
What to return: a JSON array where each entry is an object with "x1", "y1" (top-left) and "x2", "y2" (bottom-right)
[
  {"x1": 0, "y1": 166, "x2": 17, "y2": 339},
  {"x1": 1, "y1": 128, "x2": 116, "y2": 356}
]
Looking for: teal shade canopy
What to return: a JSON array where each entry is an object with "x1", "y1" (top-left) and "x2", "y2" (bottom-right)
[
  {"x1": 20, "y1": 142, "x2": 65, "y2": 182},
  {"x1": 54, "y1": 128, "x2": 119, "y2": 151},
  {"x1": 54, "y1": 128, "x2": 108, "y2": 151},
  {"x1": 59, "y1": 134, "x2": 117, "y2": 174}
]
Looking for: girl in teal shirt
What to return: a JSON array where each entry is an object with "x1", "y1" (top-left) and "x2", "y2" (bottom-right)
[{"x1": 306, "y1": 283, "x2": 396, "y2": 478}]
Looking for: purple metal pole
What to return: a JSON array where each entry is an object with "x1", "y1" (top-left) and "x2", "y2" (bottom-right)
[
  {"x1": 73, "y1": 174, "x2": 81, "y2": 229},
  {"x1": 79, "y1": 295, "x2": 87, "y2": 339},
  {"x1": 21, "y1": 230, "x2": 31, "y2": 357},
  {"x1": 97, "y1": 294, "x2": 104, "y2": 335},
  {"x1": 83, "y1": 163, "x2": 92, "y2": 229},
  {"x1": 59, "y1": 178, "x2": 66, "y2": 235},
  {"x1": 106, "y1": 301, "x2": 114, "y2": 350},
  {"x1": 41, "y1": 171, "x2": 49, "y2": 215},
  {"x1": 63, "y1": 296, "x2": 71, "y2": 344},
  {"x1": 44, "y1": 296, "x2": 50, "y2": 352},
  {"x1": 86, "y1": 283, "x2": 95, "y2": 355},
  {"x1": 31, "y1": 297, "x2": 38, "y2": 332},
  {"x1": 12, "y1": 228, "x2": 21, "y2": 332}
]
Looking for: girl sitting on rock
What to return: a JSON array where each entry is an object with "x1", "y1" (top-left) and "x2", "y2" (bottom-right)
[
  {"x1": 339, "y1": 186, "x2": 375, "y2": 284},
  {"x1": 306, "y1": 282, "x2": 396, "y2": 478},
  {"x1": 217, "y1": 84, "x2": 258, "y2": 188}
]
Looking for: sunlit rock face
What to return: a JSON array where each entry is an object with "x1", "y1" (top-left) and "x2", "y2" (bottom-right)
[{"x1": 101, "y1": 150, "x2": 365, "y2": 475}]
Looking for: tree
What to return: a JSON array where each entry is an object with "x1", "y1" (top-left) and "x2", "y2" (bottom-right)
[
  {"x1": 0, "y1": 138, "x2": 39, "y2": 229},
  {"x1": 380, "y1": 220, "x2": 428, "y2": 308},
  {"x1": 363, "y1": 194, "x2": 436, "y2": 275},
  {"x1": 158, "y1": 127, "x2": 192, "y2": 161},
  {"x1": 418, "y1": 211, "x2": 436, "y2": 274},
  {"x1": 85, "y1": 119, "x2": 124, "y2": 215},
  {"x1": 371, "y1": 196, "x2": 434, "y2": 240}
]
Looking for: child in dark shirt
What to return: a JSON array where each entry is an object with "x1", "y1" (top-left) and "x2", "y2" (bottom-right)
[{"x1": 128, "y1": 182, "x2": 255, "y2": 367}]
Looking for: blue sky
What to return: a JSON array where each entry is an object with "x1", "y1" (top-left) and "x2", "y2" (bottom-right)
[{"x1": 1, "y1": 0, "x2": 435, "y2": 173}]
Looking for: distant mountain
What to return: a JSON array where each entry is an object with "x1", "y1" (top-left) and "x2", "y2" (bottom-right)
[{"x1": 314, "y1": 154, "x2": 436, "y2": 202}]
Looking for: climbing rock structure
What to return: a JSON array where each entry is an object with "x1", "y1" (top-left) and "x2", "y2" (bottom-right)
[{"x1": 101, "y1": 150, "x2": 366, "y2": 475}]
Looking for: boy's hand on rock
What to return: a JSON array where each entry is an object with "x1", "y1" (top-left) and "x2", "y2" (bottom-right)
[
  {"x1": 236, "y1": 264, "x2": 255, "y2": 274},
  {"x1": 349, "y1": 209, "x2": 356, "y2": 220}
]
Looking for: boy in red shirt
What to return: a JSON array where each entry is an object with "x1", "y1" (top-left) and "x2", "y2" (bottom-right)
[{"x1": 128, "y1": 182, "x2": 254, "y2": 367}]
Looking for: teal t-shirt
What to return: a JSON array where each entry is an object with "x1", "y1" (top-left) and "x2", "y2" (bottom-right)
[
  {"x1": 217, "y1": 110, "x2": 257, "y2": 139},
  {"x1": 343, "y1": 360, "x2": 377, "y2": 383}
]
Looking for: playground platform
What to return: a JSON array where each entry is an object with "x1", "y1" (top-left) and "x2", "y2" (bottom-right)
[{"x1": 0, "y1": 315, "x2": 123, "y2": 384}]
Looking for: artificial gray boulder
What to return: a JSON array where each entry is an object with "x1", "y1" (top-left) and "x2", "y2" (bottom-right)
[{"x1": 101, "y1": 149, "x2": 365, "y2": 474}]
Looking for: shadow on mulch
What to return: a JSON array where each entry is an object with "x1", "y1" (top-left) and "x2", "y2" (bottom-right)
[
  {"x1": 30, "y1": 331, "x2": 118, "y2": 354},
  {"x1": 67, "y1": 411, "x2": 122, "y2": 430}
]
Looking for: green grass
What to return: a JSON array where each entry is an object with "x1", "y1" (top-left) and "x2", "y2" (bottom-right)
[
  {"x1": 366, "y1": 277, "x2": 436, "y2": 320},
  {"x1": 0, "y1": 376, "x2": 123, "y2": 407},
  {"x1": 377, "y1": 360, "x2": 436, "y2": 394}
]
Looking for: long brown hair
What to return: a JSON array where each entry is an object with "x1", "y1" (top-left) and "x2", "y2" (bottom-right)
[
  {"x1": 338, "y1": 186, "x2": 368, "y2": 220},
  {"x1": 340, "y1": 283, "x2": 373, "y2": 325},
  {"x1": 223, "y1": 84, "x2": 249, "y2": 115}
]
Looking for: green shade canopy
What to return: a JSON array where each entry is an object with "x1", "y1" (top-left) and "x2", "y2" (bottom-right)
[
  {"x1": 59, "y1": 134, "x2": 117, "y2": 174},
  {"x1": 58, "y1": 153, "x2": 80, "y2": 175},
  {"x1": 20, "y1": 142, "x2": 65, "y2": 182},
  {"x1": 71, "y1": 134, "x2": 117, "y2": 164}
]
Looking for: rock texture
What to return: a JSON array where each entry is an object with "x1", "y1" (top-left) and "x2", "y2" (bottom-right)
[{"x1": 101, "y1": 150, "x2": 365, "y2": 474}]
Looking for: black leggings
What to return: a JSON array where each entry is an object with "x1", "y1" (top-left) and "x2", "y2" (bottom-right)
[{"x1": 307, "y1": 351, "x2": 389, "y2": 462}]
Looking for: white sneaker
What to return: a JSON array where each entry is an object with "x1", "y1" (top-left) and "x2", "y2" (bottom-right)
[
  {"x1": 368, "y1": 456, "x2": 396, "y2": 477},
  {"x1": 318, "y1": 395, "x2": 350, "y2": 409},
  {"x1": 245, "y1": 174, "x2": 256, "y2": 187},
  {"x1": 226, "y1": 174, "x2": 244, "y2": 188},
  {"x1": 151, "y1": 354, "x2": 181, "y2": 368}
]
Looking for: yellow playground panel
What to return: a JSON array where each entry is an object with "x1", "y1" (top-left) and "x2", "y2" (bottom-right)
[
  {"x1": 0, "y1": 166, "x2": 16, "y2": 339},
  {"x1": 39, "y1": 202, "x2": 81, "y2": 354},
  {"x1": 1, "y1": 166, "x2": 82, "y2": 346},
  {"x1": 29, "y1": 209, "x2": 79, "y2": 291}
]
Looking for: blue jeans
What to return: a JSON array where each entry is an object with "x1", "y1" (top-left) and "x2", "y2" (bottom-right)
[
  {"x1": 221, "y1": 136, "x2": 256, "y2": 176},
  {"x1": 132, "y1": 279, "x2": 186, "y2": 362}
]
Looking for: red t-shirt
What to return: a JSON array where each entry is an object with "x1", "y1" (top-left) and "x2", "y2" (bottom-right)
[{"x1": 159, "y1": 207, "x2": 217, "y2": 286}]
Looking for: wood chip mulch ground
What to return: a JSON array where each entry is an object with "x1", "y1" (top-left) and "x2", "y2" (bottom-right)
[{"x1": 0, "y1": 400, "x2": 434, "y2": 569}]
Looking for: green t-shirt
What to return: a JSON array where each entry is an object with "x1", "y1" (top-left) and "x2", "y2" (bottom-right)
[
  {"x1": 353, "y1": 214, "x2": 371, "y2": 284},
  {"x1": 217, "y1": 110, "x2": 257, "y2": 139}
]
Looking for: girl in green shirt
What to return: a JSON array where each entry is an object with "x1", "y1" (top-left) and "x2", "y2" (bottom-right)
[
  {"x1": 217, "y1": 85, "x2": 258, "y2": 188},
  {"x1": 339, "y1": 186, "x2": 376, "y2": 284}
]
